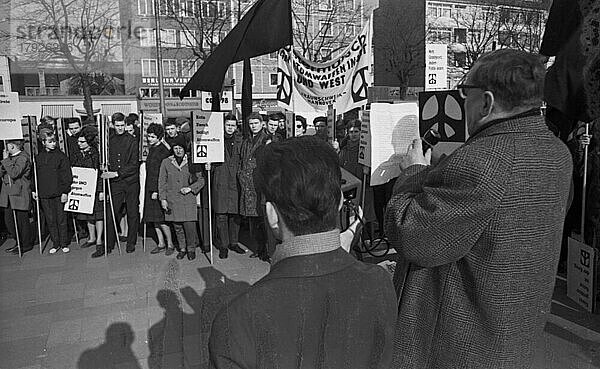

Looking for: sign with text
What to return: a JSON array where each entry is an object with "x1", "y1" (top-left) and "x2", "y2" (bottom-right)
[
  {"x1": 201, "y1": 91, "x2": 233, "y2": 111},
  {"x1": 567, "y1": 238, "x2": 597, "y2": 313},
  {"x1": 64, "y1": 167, "x2": 98, "y2": 214},
  {"x1": 425, "y1": 44, "x2": 448, "y2": 91},
  {"x1": 192, "y1": 111, "x2": 224, "y2": 164},
  {"x1": 326, "y1": 105, "x2": 336, "y2": 143},
  {"x1": 0, "y1": 92, "x2": 23, "y2": 139},
  {"x1": 140, "y1": 113, "x2": 163, "y2": 161},
  {"x1": 358, "y1": 110, "x2": 371, "y2": 168}
]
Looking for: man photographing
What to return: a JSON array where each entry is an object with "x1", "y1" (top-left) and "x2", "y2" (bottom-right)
[
  {"x1": 385, "y1": 49, "x2": 572, "y2": 368},
  {"x1": 210, "y1": 136, "x2": 396, "y2": 368}
]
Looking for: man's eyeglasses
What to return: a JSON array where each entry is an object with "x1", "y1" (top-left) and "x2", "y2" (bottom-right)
[{"x1": 456, "y1": 84, "x2": 483, "y2": 99}]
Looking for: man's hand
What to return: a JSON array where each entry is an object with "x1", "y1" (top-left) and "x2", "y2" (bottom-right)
[
  {"x1": 151, "y1": 192, "x2": 158, "y2": 200},
  {"x1": 161, "y1": 200, "x2": 169, "y2": 211},
  {"x1": 331, "y1": 139, "x2": 340, "y2": 153},
  {"x1": 99, "y1": 192, "x2": 104, "y2": 201},
  {"x1": 101, "y1": 171, "x2": 118, "y2": 179},
  {"x1": 32, "y1": 192, "x2": 38, "y2": 201},
  {"x1": 180, "y1": 187, "x2": 192, "y2": 195},
  {"x1": 60, "y1": 194, "x2": 68, "y2": 203},
  {"x1": 340, "y1": 205, "x2": 363, "y2": 252},
  {"x1": 580, "y1": 134, "x2": 592, "y2": 147},
  {"x1": 400, "y1": 139, "x2": 431, "y2": 170}
]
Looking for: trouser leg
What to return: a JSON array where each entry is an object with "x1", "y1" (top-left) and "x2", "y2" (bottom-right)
[
  {"x1": 13, "y1": 208, "x2": 33, "y2": 250},
  {"x1": 106, "y1": 189, "x2": 125, "y2": 251},
  {"x1": 124, "y1": 182, "x2": 140, "y2": 247},
  {"x1": 54, "y1": 198, "x2": 69, "y2": 248},
  {"x1": 183, "y1": 221, "x2": 198, "y2": 251},
  {"x1": 215, "y1": 214, "x2": 229, "y2": 250},
  {"x1": 228, "y1": 214, "x2": 241, "y2": 246},
  {"x1": 173, "y1": 223, "x2": 186, "y2": 251},
  {"x1": 40, "y1": 198, "x2": 60, "y2": 249},
  {"x1": 249, "y1": 216, "x2": 267, "y2": 254}
]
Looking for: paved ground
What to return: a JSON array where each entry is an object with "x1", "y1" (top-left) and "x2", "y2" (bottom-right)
[{"x1": 0, "y1": 235, "x2": 598, "y2": 369}]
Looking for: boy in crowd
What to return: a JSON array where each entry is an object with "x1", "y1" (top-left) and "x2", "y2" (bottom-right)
[{"x1": 32, "y1": 130, "x2": 73, "y2": 254}]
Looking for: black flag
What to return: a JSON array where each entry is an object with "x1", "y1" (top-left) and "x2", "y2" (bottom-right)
[{"x1": 180, "y1": 0, "x2": 293, "y2": 96}]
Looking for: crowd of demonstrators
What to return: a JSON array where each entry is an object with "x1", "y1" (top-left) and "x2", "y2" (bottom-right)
[{"x1": 385, "y1": 49, "x2": 573, "y2": 368}]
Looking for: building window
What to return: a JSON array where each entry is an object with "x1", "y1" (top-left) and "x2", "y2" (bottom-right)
[
  {"x1": 428, "y1": 2, "x2": 452, "y2": 18},
  {"x1": 142, "y1": 59, "x2": 158, "y2": 77},
  {"x1": 180, "y1": 30, "x2": 196, "y2": 48},
  {"x1": 180, "y1": 0, "x2": 194, "y2": 17},
  {"x1": 139, "y1": 88, "x2": 151, "y2": 97},
  {"x1": 158, "y1": 0, "x2": 177, "y2": 16},
  {"x1": 454, "y1": 52, "x2": 466, "y2": 67},
  {"x1": 140, "y1": 28, "x2": 156, "y2": 47},
  {"x1": 453, "y1": 28, "x2": 467, "y2": 44},
  {"x1": 181, "y1": 59, "x2": 197, "y2": 77},
  {"x1": 202, "y1": 32, "x2": 223, "y2": 50},
  {"x1": 269, "y1": 73, "x2": 278, "y2": 86},
  {"x1": 201, "y1": 1, "x2": 226, "y2": 17},
  {"x1": 320, "y1": 47, "x2": 332, "y2": 61},
  {"x1": 319, "y1": 0, "x2": 332, "y2": 11},
  {"x1": 162, "y1": 59, "x2": 178, "y2": 77},
  {"x1": 345, "y1": 24, "x2": 356, "y2": 38},
  {"x1": 138, "y1": 0, "x2": 153, "y2": 15},
  {"x1": 161, "y1": 29, "x2": 177, "y2": 47},
  {"x1": 430, "y1": 28, "x2": 452, "y2": 43},
  {"x1": 251, "y1": 72, "x2": 254, "y2": 87},
  {"x1": 319, "y1": 21, "x2": 333, "y2": 37}
]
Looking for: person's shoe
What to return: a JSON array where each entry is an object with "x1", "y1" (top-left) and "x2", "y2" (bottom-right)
[
  {"x1": 119, "y1": 235, "x2": 127, "y2": 242},
  {"x1": 150, "y1": 246, "x2": 165, "y2": 254},
  {"x1": 187, "y1": 251, "x2": 196, "y2": 261},
  {"x1": 81, "y1": 240, "x2": 95, "y2": 249},
  {"x1": 5, "y1": 245, "x2": 18, "y2": 253},
  {"x1": 126, "y1": 245, "x2": 135, "y2": 253},
  {"x1": 176, "y1": 250, "x2": 187, "y2": 259},
  {"x1": 62, "y1": 247, "x2": 70, "y2": 253},
  {"x1": 228, "y1": 244, "x2": 246, "y2": 254},
  {"x1": 91, "y1": 249, "x2": 105, "y2": 258},
  {"x1": 165, "y1": 248, "x2": 175, "y2": 256},
  {"x1": 258, "y1": 253, "x2": 271, "y2": 263},
  {"x1": 219, "y1": 248, "x2": 229, "y2": 259},
  {"x1": 49, "y1": 247, "x2": 58, "y2": 254}
]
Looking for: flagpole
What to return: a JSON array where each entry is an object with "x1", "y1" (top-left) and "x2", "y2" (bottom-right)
[{"x1": 153, "y1": 0, "x2": 167, "y2": 115}]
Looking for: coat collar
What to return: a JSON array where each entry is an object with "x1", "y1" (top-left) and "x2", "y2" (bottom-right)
[
  {"x1": 168, "y1": 154, "x2": 188, "y2": 170},
  {"x1": 468, "y1": 109, "x2": 545, "y2": 141}
]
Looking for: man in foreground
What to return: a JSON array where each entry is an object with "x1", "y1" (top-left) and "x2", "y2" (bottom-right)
[
  {"x1": 385, "y1": 49, "x2": 572, "y2": 368},
  {"x1": 210, "y1": 136, "x2": 397, "y2": 368}
]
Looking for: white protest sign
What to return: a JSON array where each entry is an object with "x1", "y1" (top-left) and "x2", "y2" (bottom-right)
[
  {"x1": 425, "y1": 44, "x2": 448, "y2": 91},
  {"x1": 277, "y1": 19, "x2": 371, "y2": 113},
  {"x1": 64, "y1": 167, "x2": 98, "y2": 214},
  {"x1": 201, "y1": 91, "x2": 233, "y2": 111},
  {"x1": 141, "y1": 113, "x2": 162, "y2": 161},
  {"x1": 567, "y1": 237, "x2": 597, "y2": 312},
  {"x1": 192, "y1": 111, "x2": 224, "y2": 164},
  {"x1": 0, "y1": 92, "x2": 23, "y2": 139},
  {"x1": 368, "y1": 102, "x2": 420, "y2": 186},
  {"x1": 358, "y1": 110, "x2": 371, "y2": 167}
]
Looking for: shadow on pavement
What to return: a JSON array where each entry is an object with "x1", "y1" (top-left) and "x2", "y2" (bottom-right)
[{"x1": 77, "y1": 322, "x2": 141, "y2": 369}]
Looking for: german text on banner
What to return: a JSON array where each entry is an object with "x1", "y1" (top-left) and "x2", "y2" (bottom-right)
[
  {"x1": 277, "y1": 19, "x2": 371, "y2": 113},
  {"x1": 64, "y1": 167, "x2": 98, "y2": 214},
  {"x1": 0, "y1": 92, "x2": 23, "y2": 140},
  {"x1": 192, "y1": 111, "x2": 224, "y2": 164}
]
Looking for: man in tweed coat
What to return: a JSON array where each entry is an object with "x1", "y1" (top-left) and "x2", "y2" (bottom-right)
[{"x1": 385, "y1": 49, "x2": 573, "y2": 368}]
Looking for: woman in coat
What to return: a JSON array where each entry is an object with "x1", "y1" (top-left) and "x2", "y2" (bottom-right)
[
  {"x1": 158, "y1": 136, "x2": 204, "y2": 261},
  {"x1": 144, "y1": 124, "x2": 174, "y2": 255},
  {"x1": 0, "y1": 140, "x2": 34, "y2": 253},
  {"x1": 70, "y1": 126, "x2": 104, "y2": 249}
]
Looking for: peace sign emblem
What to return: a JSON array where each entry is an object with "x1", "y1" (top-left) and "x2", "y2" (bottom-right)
[
  {"x1": 277, "y1": 68, "x2": 292, "y2": 105},
  {"x1": 351, "y1": 67, "x2": 369, "y2": 103}
]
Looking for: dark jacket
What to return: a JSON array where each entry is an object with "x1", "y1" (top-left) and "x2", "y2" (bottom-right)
[
  {"x1": 209, "y1": 247, "x2": 397, "y2": 369},
  {"x1": 145, "y1": 142, "x2": 171, "y2": 194},
  {"x1": 212, "y1": 132, "x2": 242, "y2": 214},
  {"x1": 34, "y1": 149, "x2": 73, "y2": 198},
  {"x1": 238, "y1": 130, "x2": 269, "y2": 217},
  {"x1": 71, "y1": 146, "x2": 102, "y2": 192},
  {"x1": 385, "y1": 114, "x2": 572, "y2": 368},
  {"x1": 108, "y1": 133, "x2": 139, "y2": 185}
]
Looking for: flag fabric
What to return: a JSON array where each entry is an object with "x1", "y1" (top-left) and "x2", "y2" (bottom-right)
[{"x1": 180, "y1": 0, "x2": 293, "y2": 96}]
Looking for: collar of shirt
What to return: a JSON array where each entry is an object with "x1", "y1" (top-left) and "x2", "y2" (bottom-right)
[
  {"x1": 271, "y1": 229, "x2": 341, "y2": 266},
  {"x1": 10, "y1": 150, "x2": 22, "y2": 157}
]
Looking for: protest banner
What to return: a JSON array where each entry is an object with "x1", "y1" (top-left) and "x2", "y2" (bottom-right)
[
  {"x1": 366, "y1": 102, "x2": 420, "y2": 186},
  {"x1": 64, "y1": 167, "x2": 98, "y2": 214},
  {"x1": 277, "y1": 19, "x2": 371, "y2": 113},
  {"x1": 425, "y1": 44, "x2": 448, "y2": 91},
  {"x1": 192, "y1": 111, "x2": 224, "y2": 164},
  {"x1": 201, "y1": 91, "x2": 233, "y2": 111},
  {"x1": 358, "y1": 110, "x2": 371, "y2": 167},
  {"x1": 567, "y1": 237, "x2": 597, "y2": 313},
  {"x1": 140, "y1": 112, "x2": 162, "y2": 161},
  {"x1": 0, "y1": 92, "x2": 23, "y2": 139}
]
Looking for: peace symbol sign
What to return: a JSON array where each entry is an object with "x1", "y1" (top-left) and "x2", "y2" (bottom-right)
[
  {"x1": 277, "y1": 68, "x2": 292, "y2": 105},
  {"x1": 419, "y1": 91, "x2": 465, "y2": 143},
  {"x1": 351, "y1": 66, "x2": 369, "y2": 103}
]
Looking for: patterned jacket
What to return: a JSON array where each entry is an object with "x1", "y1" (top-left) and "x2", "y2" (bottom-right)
[{"x1": 385, "y1": 114, "x2": 572, "y2": 368}]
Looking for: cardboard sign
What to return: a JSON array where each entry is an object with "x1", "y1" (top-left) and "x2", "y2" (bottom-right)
[
  {"x1": 201, "y1": 91, "x2": 233, "y2": 111},
  {"x1": 21, "y1": 116, "x2": 38, "y2": 157},
  {"x1": 64, "y1": 167, "x2": 98, "y2": 214},
  {"x1": 326, "y1": 105, "x2": 336, "y2": 143},
  {"x1": 0, "y1": 92, "x2": 23, "y2": 139},
  {"x1": 55, "y1": 118, "x2": 68, "y2": 155},
  {"x1": 367, "y1": 102, "x2": 420, "y2": 186},
  {"x1": 285, "y1": 111, "x2": 295, "y2": 138},
  {"x1": 425, "y1": 44, "x2": 448, "y2": 91},
  {"x1": 419, "y1": 90, "x2": 466, "y2": 143},
  {"x1": 192, "y1": 111, "x2": 224, "y2": 164},
  {"x1": 358, "y1": 110, "x2": 371, "y2": 167},
  {"x1": 140, "y1": 113, "x2": 163, "y2": 161},
  {"x1": 567, "y1": 237, "x2": 597, "y2": 313}
]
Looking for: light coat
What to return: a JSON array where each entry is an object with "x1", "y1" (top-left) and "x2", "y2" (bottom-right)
[{"x1": 158, "y1": 155, "x2": 204, "y2": 222}]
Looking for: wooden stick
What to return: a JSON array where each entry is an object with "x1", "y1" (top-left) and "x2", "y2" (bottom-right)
[
  {"x1": 72, "y1": 217, "x2": 79, "y2": 246},
  {"x1": 580, "y1": 123, "x2": 589, "y2": 239},
  {"x1": 106, "y1": 179, "x2": 122, "y2": 255},
  {"x1": 206, "y1": 163, "x2": 213, "y2": 264},
  {"x1": 12, "y1": 209, "x2": 22, "y2": 258},
  {"x1": 143, "y1": 223, "x2": 147, "y2": 252}
]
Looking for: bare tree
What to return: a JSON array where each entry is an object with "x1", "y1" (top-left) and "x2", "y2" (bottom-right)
[
  {"x1": 8, "y1": 0, "x2": 121, "y2": 121},
  {"x1": 497, "y1": 7, "x2": 547, "y2": 53}
]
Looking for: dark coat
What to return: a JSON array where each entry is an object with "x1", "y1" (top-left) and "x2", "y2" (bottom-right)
[
  {"x1": 108, "y1": 133, "x2": 139, "y2": 185},
  {"x1": 385, "y1": 115, "x2": 572, "y2": 368},
  {"x1": 209, "y1": 247, "x2": 397, "y2": 369},
  {"x1": 0, "y1": 151, "x2": 32, "y2": 211},
  {"x1": 145, "y1": 142, "x2": 171, "y2": 194},
  {"x1": 71, "y1": 146, "x2": 101, "y2": 188},
  {"x1": 158, "y1": 155, "x2": 204, "y2": 222},
  {"x1": 211, "y1": 132, "x2": 242, "y2": 214},
  {"x1": 34, "y1": 149, "x2": 73, "y2": 198},
  {"x1": 238, "y1": 130, "x2": 269, "y2": 217}
]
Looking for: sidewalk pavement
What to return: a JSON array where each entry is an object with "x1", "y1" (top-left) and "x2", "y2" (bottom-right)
[{"x1": 0, "y1": 236, "x2": 598, "y2": 369}]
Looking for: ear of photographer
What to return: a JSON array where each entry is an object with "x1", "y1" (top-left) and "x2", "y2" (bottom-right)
[
  {"x1": 385, "y1": 49, "x2": 573, "y2": 368},
  {"x1": 209, "y1": 136, "x2": 397, "y2": 368}
]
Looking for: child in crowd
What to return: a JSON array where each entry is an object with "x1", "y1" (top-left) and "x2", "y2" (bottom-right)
[{"x1": 33, "y1": 130, "x2": 73, "y2": 254}]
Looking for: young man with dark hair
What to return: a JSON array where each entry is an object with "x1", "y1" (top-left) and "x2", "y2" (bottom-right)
[
  {"x1": 265, "y1": 114, "x2": 283, "y2": 143},
  {"x1": 32, "y1": 131, "x2": 73, "y2": 254},
  {"x1": 273, "y1": 111, "x2": 287, "y2": 139},
  {"x1": 210, "y1": 136, "x2": 397, "y2": 368},
  {"x1": 313, "y1": 116, "x2": 328, "y2": 140}
]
